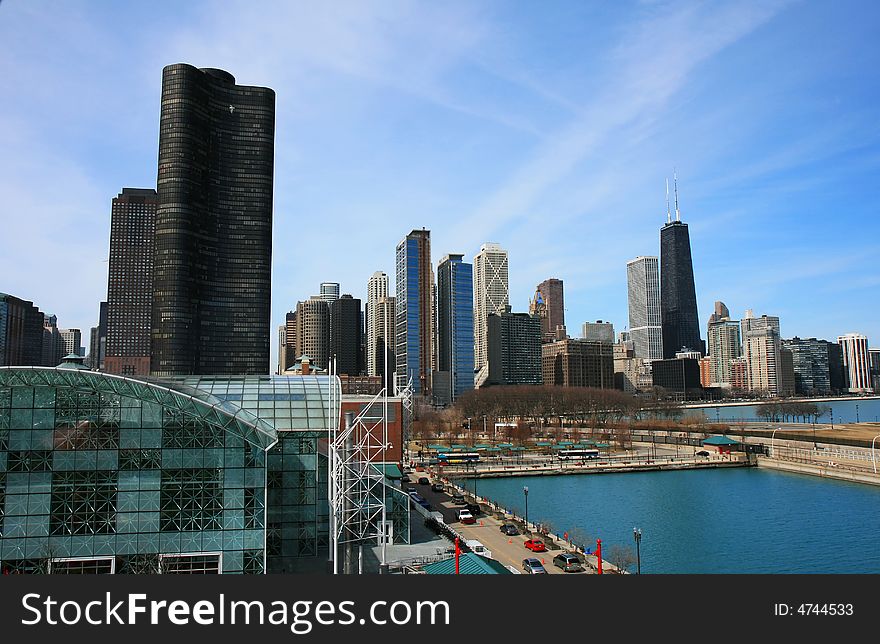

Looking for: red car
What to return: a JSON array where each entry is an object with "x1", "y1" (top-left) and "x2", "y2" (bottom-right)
[{"x1": 524, "y1": 539, "x2": 547, "y2": 552}]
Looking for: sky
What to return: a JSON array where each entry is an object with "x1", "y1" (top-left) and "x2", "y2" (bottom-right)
[{"x1": 1, "y1": 0, "x2": 879, "y2": 368}]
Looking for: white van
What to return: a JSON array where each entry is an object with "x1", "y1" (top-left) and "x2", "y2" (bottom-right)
[{"x1": 465, "y1": 539, "x2": 492, "y2": 560}]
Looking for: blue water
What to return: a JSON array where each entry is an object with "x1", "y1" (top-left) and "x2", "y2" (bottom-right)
[
  {"x1": 468, "y1": 468, "x2": 880, "y2": 573},
  {"x1": 687, "y1": 397, "x2": 880, "y2": 424}
]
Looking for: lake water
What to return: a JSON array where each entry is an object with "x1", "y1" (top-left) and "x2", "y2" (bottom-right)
[
  {"x1": 466, "y1": 468, "x2": 880, "y2": 573},
  {"x1": 686, "y1": 397, "x2": 880, "y2": 424}
]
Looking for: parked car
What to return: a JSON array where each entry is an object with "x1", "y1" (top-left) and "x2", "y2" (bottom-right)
[
  {"x1": 418, "y1": 477, "x2": 430, "y2": 485},
  {"x1": 696, "y1": 450, "x2": 710, "y2": 457},
  {"x1": 466, "y1": 503, "x2": 481, "y2": 515},
  {"x1": 451, "y1": 492, "x2": 467, "y2": 505},
  {"x1": 400, "y1": 475, "x2": 411, "y2": 483},
  {"x1": 553, "y1": 552, "x2": 584, "y2": 573},
  {"x1": 431, "y1": 482, "x2": 445, "y2": 492},
  {"x1": 500, "y1": 523, "x2": 520, "y2": 536},
  {"x1": 524, "y1": 539, "x2": 547, "y2": 552},
  {"x1": 522, "y1": 558, "x2": 547, "y2": 574},
  {"x1": 458, "y1": 510, "x2": 476, "y2": 525}
]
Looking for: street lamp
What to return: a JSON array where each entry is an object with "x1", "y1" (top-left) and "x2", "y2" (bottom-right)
[
  {"x1": 856, "y1": 404, "x2": 860, "y2": 424},
  {"x1": 633, "y1": 527, "x2": 642, "y2": 574},
  {"x1": 829, "y1": 407, "x2": 834, "y2": 430},
  {"x1": 523, "y1": 486, "x2": 529, "y2": 531},
  {"x1": 771, "y1": 427, "x2": 782, "y2": 458},
  {"x1": 872, "y1": 433, "x2": 880, "y2": 475}
]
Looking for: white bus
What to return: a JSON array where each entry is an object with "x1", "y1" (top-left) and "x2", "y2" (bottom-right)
[{"x1": 557, "y1": 448, "x2": 600, "y2": 461}]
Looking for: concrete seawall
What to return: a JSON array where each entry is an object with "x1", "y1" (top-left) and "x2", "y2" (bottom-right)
[
  {"x1": 441, "y1": 459, "x2": 749, "y2": 479},
  {"x1": 756, "y1": 457, "x2": 880, "y2": 487}
]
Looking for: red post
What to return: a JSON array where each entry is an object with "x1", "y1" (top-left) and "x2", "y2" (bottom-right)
[
  {"x1": 455, "y1": 537, "x2": 460, "y2": 575},
  {"x1": 596, "y1": 538, "x2": 603, "y2": 575}
]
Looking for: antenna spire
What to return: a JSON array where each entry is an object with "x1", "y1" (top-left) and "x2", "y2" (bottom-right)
[
  {"x1": 665, "y1": 178, "x2": 671, "y2": 224},
  {"x1": 674, "y1": 169, "x2": 681, "y2": 222}
]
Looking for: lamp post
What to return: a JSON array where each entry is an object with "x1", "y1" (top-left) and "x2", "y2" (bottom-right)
[
  {"x1": 523, "y1": 486, "x2": 529, "y2": 531},
  {"x1": 872, "y1": 433, "x2": 880, "y2": 475},
  {"x1": 771, "y1": 427, "x2": 781, "y2": 458},
  {"x1": 829, "y1": 407, "x2": 833, "y2": 430},
  {"x1": 856, "y1": 404, "x2": 860, "y2": 424},
  {"x1": 715, "y1": 407, "x2": 720, "y2": 424},
  {"x1": 633, "y1": 527, "x2": 642, "y2": 574}
]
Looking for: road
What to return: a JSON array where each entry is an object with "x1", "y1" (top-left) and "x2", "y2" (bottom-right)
[{"x1": 403, "y1": 470, "x2": 591, "y2": 575}]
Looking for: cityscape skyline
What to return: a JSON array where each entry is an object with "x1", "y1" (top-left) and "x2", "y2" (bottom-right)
[{"x1": 2, "y1": 2, "x2": 880, "y2": 371}]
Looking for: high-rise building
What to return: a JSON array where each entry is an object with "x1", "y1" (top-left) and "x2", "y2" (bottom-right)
[
  {"x1": 652, "y1": 358, "x2": 702, "y2": 393},
  {"x1": 105, "y1": 188, "x2": 158, "y2": 376},
  {"x1": 530, "y1": 278, "x2": 565, "y2": 344},
  {"x1": 730, "y1": 356, "x2": 748, "y2": 390},
  {"x1": 699, "y1": 356, "x2": 713, "y2": 388},
  {"x1": 707, "y1": 302, "x2": 741, "y2": 387},
  {"x1": 41, "y1": 314, "x2": 65, "y2": 367},
  {"x1": 0, "y1": 293, "x2": 44, "y2": 367},
  {"x1": 277, "y1": 324, "x2": 288, "y2": 375},
  {"x1": 660, "y1": 178, "x2": 702, "y2": 358},
  {"x1": 395, "y1": 229, "x2": 434, "y2": 396},
  {"x1": 366, "y1": 271, "x2": 389, "y2": 377},
  {"x1": 278, "y1": 311, "x2": 297, "y2": 373},
  {"x1": 373, "y1": 296, "x2": 397, "y2": 393},
  {"x1": 295, "y1": 297, "x2": 330, "y2": 371},
  {"x1": 59, "y1": 329, "x2": 83, "y2": 357},
  {"x1": 626, "y1": 256, "x2": 663, "y2": 360},
  {"x1": 151, "y1": 64, "x2": 275, "y2": 376},
  {"x1": 741, "y1": 311, "x2": 783, "y2": 396},
  {"x1": 435, "y1": 254, "x2": 474, "y2": 405},
  {"x1": 473, "y1": 243, "x2": 509, "y2": 376},
  {"x1": 782, "y1": 337, "x2": 832, "y2": 395},
  {"x1": 869, "y1": 349, "x2": 880, "y2": 393},
  {"x1": 319, "y1": 282, "x2": 340, "y2": 304},
  {"x1": 613, "y1": 340, "x2": 653, "y2": 393},
  {"x1": 86, "y1": 300, "x2": 108, "y2": 370},
  {"x1": 838, "y1": 333, "x2": 873, "y2": 393},
  {"x1": 582, "y1": 320, "x2": 614, "y2": 344},
  {"x1": 485, "y1": 308, "x2": 542, "y2": 387},
  {"x1": 330, "y1": 294, "x2": 362, "y2": 376},
  {"x1": 542, "y1": 339, "x2": 613, "y2": 388}
]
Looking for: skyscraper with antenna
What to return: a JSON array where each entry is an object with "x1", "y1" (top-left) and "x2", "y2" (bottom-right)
[{"x1": 660, "y1": 173, "x2": 703, "y2": 358}]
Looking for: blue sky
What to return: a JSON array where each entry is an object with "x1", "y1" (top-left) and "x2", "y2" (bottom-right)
[{"x1": 1, "y1": 0, "x2": 879, "y2": 366}]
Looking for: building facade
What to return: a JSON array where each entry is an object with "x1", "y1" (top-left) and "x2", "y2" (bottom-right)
[
  {"x1": 626, "y1": 256, "x2": 663, "y2": 360},
  {"x1": 105, "y1": 188, "x2": 158, "y2": 376},
  {"x1": 365, "y1": 271, "x2": 389, "y2": 377},
  {"x1": 151, "y1": 64, "x2": 275, "y2": 377},
  {"x1": 319, "y1": 282, "x2": 340, "y2": 304},
  {"x1": 707, "y1": 305, "x2": 742, "y2": 387},
  {"x1": 582, "y1": 321, "x2": 615, "y2": 344},
  {"x1": 41, "y1": 315, "x2": 65, "y2": 368},
  {"x1": 782, "y1": 337, "x2": 832, "y2": 395},
  {"x1": 741, "y1": 312, "x2": 783, "y2": 396},
  {"x1": 295, "y1": 297, "x2": 331, "y2": 371},
  {"x1": 330, "y1": 294, "x2": 362, "y2": 376},
  {"x1": 472, "y1": 243, "x2": 509, "y2": 376},
  {"x1": 541, "y1": 339, "x2": 613, "y2": 389},
  {"x1": 530, "y1": 278, "x2": 565, "y2": 344},
  {"x1": 660, "y1": 216, "x2": 702, "y2": 357},
  {"x1": 395, "y1": 230, "x2": 434, "y2": 396},
  {"x1": 651, "y1": 357, "x2": 702, "y2": 393},
  {"x1": 0, "y1": 293, "x2": 44, "y2": 367},
  {"x1": 435, "y1": 254, "x2": 474, "y2": 405},
  {"x1": 485, "y1": 309, "x2": 542, "y2": 387},
  {"x1": 59, "y1": 329, "x2": 83, "y2": 358},
  {"x1": 838, "y1": 333, "x2": 873, "y2": 393}
]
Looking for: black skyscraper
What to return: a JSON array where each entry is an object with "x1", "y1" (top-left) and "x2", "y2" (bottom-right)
[
  {"x1": 330, "y1": 295, "x2": 363, "y2": 376},
  {"x1": 151, "y1": 64, "x2": 275, "y2": 376},
  {"x1": 660, "y1": 208, "x2": 702, "y2": 357}
]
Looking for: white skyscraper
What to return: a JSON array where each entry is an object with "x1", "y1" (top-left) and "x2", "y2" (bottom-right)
[
  {"x1": 626, "y1": 256, "x2": 662, "y2": 360},
  {"x1": 838, "y1": 333, "x2": 873, "y2": 393},
  {"x1": 473, "y1": 243, "x2": 509, "y2": 377},
  {"x1": 319, "y1": 282, "x2": 340, "y2": 303},
  {"x1": 365, "y1": 271, "x2": 389, "y2": 376}
]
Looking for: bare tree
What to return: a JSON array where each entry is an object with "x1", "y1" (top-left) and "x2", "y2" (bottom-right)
[{"x1": 607, "y1": 544, "x2": 636, "y2": 573}]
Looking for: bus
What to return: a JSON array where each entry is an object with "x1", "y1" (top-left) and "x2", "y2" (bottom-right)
[
  {"x1": 557, "y1": 449, "x2": 600, "y2": 461},
  {"x1": 438, "y1": 452, "x2": 481, "y2": 464}
]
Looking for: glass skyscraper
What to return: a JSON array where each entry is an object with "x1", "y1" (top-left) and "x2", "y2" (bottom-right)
[
  {"x1": 395, "y1": 230, "x2": 433, "y2": 396},
  {"x1": 626, "y1": 256, "x2": 663, "y2": 360},
  {"x1": 436, "y1": 254, "x2": 474, "y2": 405},
  {"x1": 151, "y1": 64, "x2": 275, "y2": 377}
]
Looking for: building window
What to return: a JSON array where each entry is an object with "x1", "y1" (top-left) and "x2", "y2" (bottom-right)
[
  {"x1": 159, "y1": 553, "x2": 221, "y2": 574},
  {"x1": 50, "y1": 557, "x2": 115, "y2": 574},
  {"x1": 160, "y1": 469, "x2": 223, "y2": 532},
  {"x1": 50, "y1": 471, "x2": 118, "y2": 536}
]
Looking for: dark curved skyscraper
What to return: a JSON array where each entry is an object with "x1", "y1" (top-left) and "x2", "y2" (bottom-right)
[{"x1": 151, "y1": 64, "x2": 275, "y2": 376}]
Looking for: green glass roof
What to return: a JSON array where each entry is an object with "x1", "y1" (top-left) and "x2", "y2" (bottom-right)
[
  {"x1": 423, "y1": 553, "x2": 512, "y2": 575},
  {"x1": 702, "y1": 435, "x2": 740, "y2": 445}
]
